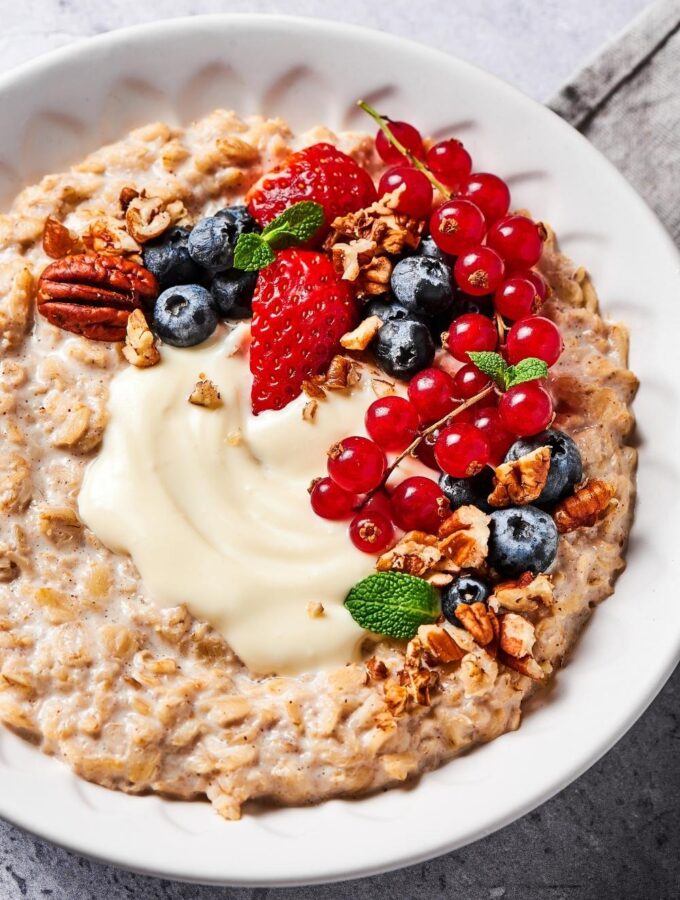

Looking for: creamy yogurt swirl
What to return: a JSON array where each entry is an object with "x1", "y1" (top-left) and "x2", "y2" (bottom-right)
[{"x1": 79, "y1": 325, "x2": 383, "y2": 676}]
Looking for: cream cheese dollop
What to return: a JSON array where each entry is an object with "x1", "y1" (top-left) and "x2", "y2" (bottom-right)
[{"x1": 79, "y1": 325, "x2": 381, "y2": 676}]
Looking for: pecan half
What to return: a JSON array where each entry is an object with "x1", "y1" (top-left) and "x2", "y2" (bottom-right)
[
  {"x1": 454, "y1": 601, "x2": 498, "y2": 647},
  {"x1": 37, "y1": 254, "x2": 158, "y2": 341},
  {"x1": 553, "y1": 479, "x2": 615, "y2": 532},
  {"x1": 488, "y1": 446, "x2": 551, "y2": 507}
]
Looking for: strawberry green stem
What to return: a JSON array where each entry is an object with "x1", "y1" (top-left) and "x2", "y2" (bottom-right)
[{"x1": 357, "y1": 100, "x2": 452, "y2": 199}]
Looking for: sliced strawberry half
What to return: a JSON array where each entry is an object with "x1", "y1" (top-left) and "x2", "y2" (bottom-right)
[
  {"x1": 249, "y1": 248, "x2": 358, "y2": 414},
  {"x1": 246, "y1": 142, "x2": 377, "y2": 237}
]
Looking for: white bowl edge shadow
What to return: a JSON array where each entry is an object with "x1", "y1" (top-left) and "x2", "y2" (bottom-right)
[{"x1": 0, "y1": 14, "x2": 678, "y2": 887}]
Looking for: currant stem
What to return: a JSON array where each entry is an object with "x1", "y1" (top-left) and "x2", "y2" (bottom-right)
[
  {"x1": 361, "y1": 383, "x2": 495, "y2": 505},
  {"x1": 357, "y1": 100, "x2": 452, "y2": 199}
]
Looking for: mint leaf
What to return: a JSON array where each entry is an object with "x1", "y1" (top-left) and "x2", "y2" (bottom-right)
[
  {"x1": 467, "y1": 351, "x2": 509, "y2": 390},
  {"x1": 345, "y1": 572, "x2": 438, "y2": 640},
  {"x1": 506, "y1": 357, "x2": 549, "y2": 388},
  {"x1": 263, "y1": 201, "x2": 325, "y2": 243},
  {"x1": 233, "y1": 233, "x2": 276, "y2": 271}
]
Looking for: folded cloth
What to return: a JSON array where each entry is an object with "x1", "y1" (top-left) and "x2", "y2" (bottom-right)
[{"x1": 549, "y1": 0, "x2": 680, "y2": 245}]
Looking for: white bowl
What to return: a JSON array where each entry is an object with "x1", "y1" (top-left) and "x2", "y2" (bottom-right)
[{"x1": 0, "y1": 14, "x2": 678, "y2": 888}]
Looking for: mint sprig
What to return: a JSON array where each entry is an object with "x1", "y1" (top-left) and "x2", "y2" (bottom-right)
[
  {"x1": 233, "y1": 201, "x2": 325, "y2": 271},
  {"x1": 345, "y1": 572, "x2": 439, "y2": 640},
  {"x1": 467, "y1": 351, "x2": 548, "y2": 391}
]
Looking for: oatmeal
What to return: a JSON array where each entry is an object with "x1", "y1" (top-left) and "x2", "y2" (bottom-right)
[{"x1": 0, "y1": 108, "x2": 637, "y2": 820}]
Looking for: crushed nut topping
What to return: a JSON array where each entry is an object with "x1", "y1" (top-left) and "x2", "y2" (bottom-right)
[
  {"x1": 325, "y1": 188, "x2": 424, "y2": 256},
  {"x1": 437, "y1": 505, "x2": 490, "y2": 570},
  {"x1": 188, "y1": 377, "x2": 222, "y2": 409},
  {"x1": 340, "y1": 315, "x2": 382, "y2": 350},
  {"x1": 366, "y1": 657, "x2": 389, "y2": 680},
  {"x1": 553, "y1": 479, "x2": 615, "y2": 532},
  {"x1": 498, "y1": 613, "x2": 536, "y2": 659},
  {"x1": 122, "y1": 309, "x2": 160, "y2": 368},
  {"x1": 493, "y1": 573, "x2": 553, "y2": 612},
  {"x1": 488, "y1": 446, "x2": 551, "y2": 507}
]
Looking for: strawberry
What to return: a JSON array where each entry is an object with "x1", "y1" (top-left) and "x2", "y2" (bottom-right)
[
  {"x1": 250, "y1": 248, "x2": 358, "y2": 414},
  {"x1": 246, "y1": 143, "x2": 377, "y2": 237}
]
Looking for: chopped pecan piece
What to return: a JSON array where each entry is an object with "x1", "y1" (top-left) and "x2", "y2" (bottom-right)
[
  {"x1": 498, "y1": 650, "x2": 544, "y2": 681},
  {"x1": 493, "y1": 573, "x2": 553, "y2": 612},
  {"x1": 366, "y1": 657, "x2": 388, "y2": 680},
  {"x1": 376, "y1": 531, "x2": 442, "y2": 577},
  {"x1": 82, "y1": 217, "x2": 142, "y2": 256},
  {"x1": 340, "y1": 315, "x2": 382, "y2": 350},
  {"x1": 331, "y1": 237, "x2": 376, "y2": 281},
  {"x1": 302, "y1": 399, "x2": 318, "y2": 422},
  {"x1": 437, "y1": 504, "x2": 490, "y2": 570},
  {"x1": 499, "y1": 613, "x2": 536, "y2": 659},
  {"x1": 122, "y1": 309, "x2": 160, "y2": 368},
  {"x1": 125, "y1": 195, "x2": 183, "y2": 243},
  {"x1": 189, "y1": 377, "x2": 222, "y2": 409},
  {"x1": 454, "y1": 601, "x2": 498, "y2": 647},
  {"x1": 324, "y1": 187, "x2": 424, "y2": 256},
  {"x1": 488, "y1": 446, "x2": 551, "y2": 507},
  {"x1": 383, "y1": 680, "x2": 408, "y2": 717},
  {"x1": 398, "y1": 660, "x2": 438, "y2": 707},
  {"x1": 553, "y1": 479, "x2": 615, "y2": 532},
  {"x1": 417, "y1": 624, "x2": 465, "y2": 664},
  {"x1": 325, "y1": 354, "x2": 362, "y2": 390},
  {"x1": 42, "y1": 217, "x2": 81, "y2": 259}
]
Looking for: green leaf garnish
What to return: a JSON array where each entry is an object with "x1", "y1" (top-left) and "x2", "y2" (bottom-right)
[
  {"x1": 506, "y1": 357, "x2": 549, "y2": 388},
  {"x1": 345, "y1": 571, "x2": 439, "y2": 640},
  {"x1": 233, "y1": 201, "x2": 325, "y2": 271},
  {"x1": 467, "y1": 351, "x2": 548, "y2": 391}
]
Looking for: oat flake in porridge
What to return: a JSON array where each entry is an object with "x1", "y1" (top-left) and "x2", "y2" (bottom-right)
[{"x1": 0, "y1": 108, "x2": 637, "y2": 819}]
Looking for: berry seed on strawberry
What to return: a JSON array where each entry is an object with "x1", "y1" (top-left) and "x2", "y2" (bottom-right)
[
  {"x1": 249, "y1": 247, "x2": 358, "y2": 414},
  {"x1": 246, "y1": 143, "x2": 377, "y2": 237}
]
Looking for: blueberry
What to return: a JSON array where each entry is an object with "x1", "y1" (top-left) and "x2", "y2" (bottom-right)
[
  {"x1": 211, "y1": 269, "x2": 257, "y2": 319},
  {"x1": 417, "y1": 234, "x2": 453, "y2": 265},
  {"x1": 456, "y1": 293, "x2": 494, "y2": 318},
  {"x1": 153, "y1": 284, "x2": 218, "y2": 347},
  {"x1": 429, "y1": 307, "x2": 455, "y2": 347},
  {"x1": 363, "y1": 298, "x2": 424, "y2": 324},
  {"x1": 142, "y1": 227, "x2": 203, "y2": 289},
  {"x1": 390, "y1": 256, "x2": 453, "y2": 318},
  {"x1": 441, "y1": 575, "x2": 491, "y2": 626},
  {"x1": 373, "y1": 319, "x2": 435, "y2": 380},
  {"x1": 505, "y1": 429, "x2": 583, "y2": 504},
  {"x1": 215, "y1": 204, "x2": 259, "y2": 238},
  {"x1": 439, "y1": 470, "x2": 494, "y2": 513},
  {"x1": 488, "y1": 506, "x2": 558, "y2": 577},
  {"x1": 188, "y1": 216, "x2": 235, "y2": 274}
]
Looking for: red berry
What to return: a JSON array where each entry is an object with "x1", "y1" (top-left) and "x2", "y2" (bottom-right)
[
  {"x1": 506, "y1": 316, "x2": 563, "y2": 367},
  {"x1": 487, "y1": 215, "x2": 544, "y2": 268},
  {"x1": 426, "y1": 139, "x2": 472, "y2": 188},
  {"x1": 407, "y1": 367, "x2": 457, "y2": 423},
  {"x1": 375, "y1": 120, "x2": 425, "y2": 165},
  {"x1": 250, "y1": 249, "x2": 358, "y2": 413},
  {"x1": 310, "y1": 477, "x2": 357, "y2": 520},
  {"x1": 391, "y1": 476, "x2": 449, "y2": 533},
  {"x1": 445, "y1": 313, "x2": 498, "y2": 362},
  {"x1": 327, "y1": 436, "x2": 386, "y2": 494},
  {"x1": 522, "y1": 269, "x2": 549, "y2": 301},
  {"x1": 429, "y1": 199, "x2": 486, "y2": 256},
  {"x1": 498, "y1": 382, "x2": 553, "y2": 436},
  {"x1": 434, "y1": 423, "x2": 490, "y2": 477},
  {"x1": 471, "y1": 406, "x2": 516, "y2": 466},
  {"x1": 365, "y1": 396, "x2": 419, "y2": 452},
  {"x1": 362, "y1": 490, "x2": 394, "y2": 521},
  {"x1": 349, "y1": 511, "x2": 394, "y2": 554},
  {"x1": 460, "y1": 172, "x2": 510, "y2": 223},
  {"x1": 453, "y1": 363, "x2": 491, "y2": 400},
  {"x1": 454, "y1": 246, "x2": 505, "y2": 296},
  {"x1": 378, "y1": 166, "x2": 433, "y2": 218},
  {"x1": 494, "y1": 277, "x2": 542, "y2": 321},
  {"x1": 414, "y1": 429, "x2": 439, "y2": 470},
  {"x1": 247, "y1": 142, "x2": 376, "y2": 235}
]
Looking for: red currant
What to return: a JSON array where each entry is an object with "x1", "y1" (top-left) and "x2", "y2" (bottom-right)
[
  {"x1": 446, "y1": 313, "x2": 498, "y2": 362},
  {"x1": 375, "y1": 121, "x2": 425, "y2": 165},
  {"x1": 487, "y1": 215, "x2": 544, "y2": 269},
  {"x1": 454, "y1": 246, "x2": 505, "y2": 296},
  {"x1": 434, "y1": 423, "x2": 490, "y2": 477},
  {"x1": 362, "y1": 490, "x2": 393, "y2": 521},
  {"x1": 453, "y1": 363, "x2": 491, "y2": 400},
  {"x1": 309, "y1": 477, "x2": 357, "y2": 520},
  {"x1": 426, "y1": 139, "x2": 472, "y2": 189},
  {"x1": 414, "y1": 429, "x2": 439, "y2": 470},
  {"x1": 460, "y1": 172, "x2": 510, "y2": 223},
  {"x1": 506, "y1": 316, "x2": 563, "y2": 367},
  {"x1": 327, "y1": 436, "x2": 386, "y2": 494},
  {"x1": 471, "y1": 406, "x2": 516, "y2": 466},
  {"x1": 349, "y1": 511, "x2": 394, "y2": 554},
  {"x1": 522, "y1": 269, "x2": 549, "y2": 302},
  {"x1": 365, "y1": 396, "x2": 419, "y2": 452},
  {"x1": 498, "y1": 382, "x2": 553, "y2": 436},
  {"x1": 407, "y1": 367, "x2": 456, "y2": 423},
  {"x1": 429, "y1": 199, "x2": 486, "y2": 256},
  {"x1": 378, "y1": 166, "x2": 433, "y2": 219},
  {"x1": 391, "y1": 476, "x2": 449, "y2": 533},
  {"x1": 494, "y1": 277, "x2": 542, "y2": 321}
]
